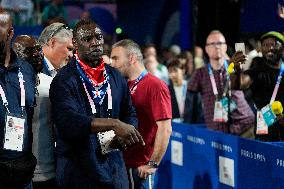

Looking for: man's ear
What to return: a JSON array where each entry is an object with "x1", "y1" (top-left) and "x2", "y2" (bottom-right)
[
  {"x1": 48, "y1": 37, "x2": 58, "y2": 48},
  {"x1": 129, "y1": 53, "x2": 136, "y2": 64}
]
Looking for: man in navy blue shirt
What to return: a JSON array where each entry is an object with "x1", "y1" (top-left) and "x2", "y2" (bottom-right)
[
  {"x1": 49, "y1": 19, "x2": 144, "y2": 189},
  {"x1": 0, "y1": 10, "x2": 37, "y2": 189}
]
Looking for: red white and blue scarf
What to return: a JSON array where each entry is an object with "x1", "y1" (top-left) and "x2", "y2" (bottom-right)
[{"x1": 75, "y1": 53, "x2": 109, "y2": 105}]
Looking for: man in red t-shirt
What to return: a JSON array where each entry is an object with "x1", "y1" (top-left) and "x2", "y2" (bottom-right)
[{"x1": 111, "y1": 39, "x2": 172, "y2": 189}]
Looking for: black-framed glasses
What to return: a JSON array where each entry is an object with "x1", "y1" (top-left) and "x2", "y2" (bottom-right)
[
  {"x1": 206, "y1": 42, "x2": 226, "y2": 46},
  {"x1": 51, "y1": 24, "x2": 72, "y2": 38}
]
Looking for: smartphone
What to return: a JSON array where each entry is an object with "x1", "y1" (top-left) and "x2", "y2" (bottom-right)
[{"x1": 235, "y1": 43, "x2": 246, "y2": 54}]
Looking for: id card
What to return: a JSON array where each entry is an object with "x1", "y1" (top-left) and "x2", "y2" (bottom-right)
[
  {"x1": 256, "y1": 111, "x2": 268, "y2": 135},
  {"x1": 3, "y1": 114, "x2": 25, "y2": 151},
  {"x1": 220, "y1": 97, "x2": 237, "y2": 113},
  {"x1": 261, "y1": 104, "x2": 276, "y2": 127},
  {"x1": 213, "y1": 101, "x2": 228, "y2": 123},
  {"x1": 97, "y1": 130, "x2": 118, "y2": 154}
]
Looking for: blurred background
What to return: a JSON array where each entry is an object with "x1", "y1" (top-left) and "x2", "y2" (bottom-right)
[{"x1": 5, "y1": 0, "x2": 284, "y2": 54}]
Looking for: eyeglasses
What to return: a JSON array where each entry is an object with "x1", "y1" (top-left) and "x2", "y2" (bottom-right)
[
  {"x1": 51, "y1": 24, "x2": 71, "y2": 38},
  {"x1": 206, "y1": 42, "x2": 226, "y2": 46}
]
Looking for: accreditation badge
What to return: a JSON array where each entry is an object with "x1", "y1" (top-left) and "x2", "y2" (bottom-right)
[
  {"x1": 3, "y1": 114, "x2": 25, "y2": 151},
  {"x1": 213, "y1": 101, "x2": 227, "y2": 123},
  {"x1": 256, "y1": 111, "x2": 268, "y2": 135},
  {"x1": 261, "y1": 104, "x2": 276, "y2": 127},
  {"x1": 220, "y1": 97, "x2": 237, "y2": 112}
]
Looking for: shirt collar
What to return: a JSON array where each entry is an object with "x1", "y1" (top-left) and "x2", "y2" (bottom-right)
[{"x1": 44, "y1": 56, "x2": 56, "y2": 72}]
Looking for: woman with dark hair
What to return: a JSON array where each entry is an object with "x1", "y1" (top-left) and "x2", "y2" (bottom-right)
[
  {"x1": 178, "y1": 51, "x2": 195, "y2": 81},
  {"x1": 167, "y1": 59, "x2": 187, "y2": 122}
]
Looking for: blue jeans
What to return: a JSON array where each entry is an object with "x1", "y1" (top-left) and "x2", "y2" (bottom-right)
[{"x1": 127, "y1": 168, "x2": 155, "y2": 189}]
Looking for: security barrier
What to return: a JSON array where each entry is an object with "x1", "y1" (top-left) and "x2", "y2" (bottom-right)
[{"x1": 155, "y1": 123, "x2": 284, "y2": 189}]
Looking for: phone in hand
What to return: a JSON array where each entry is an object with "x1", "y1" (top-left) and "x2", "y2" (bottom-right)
[{"x1": 235, "y1": 43, "x2": 246, "y2": 54}]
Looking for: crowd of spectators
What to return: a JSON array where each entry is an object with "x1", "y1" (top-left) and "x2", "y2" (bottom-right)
[{"x1": 1, "y1": 2, "x2": 284, "y2": 189}]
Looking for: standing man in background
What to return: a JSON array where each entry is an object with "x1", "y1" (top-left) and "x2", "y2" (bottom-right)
[
  {"x1": 231, "y1": 31, "x2": 284, "y2": 141},
  {"x1": 187, "y1": 30, "x2": 255, "y2": 137},
  {"x1": 13, "y1": 35, "x2": 43, "y2": 74},
  {"x1": 39, "y1": 22, "x2": 73, "y2": 76},
  {"x1": 111, "y1": 39, "x2": 172, "y2": 189},
  {"x1": 32, "y1": 23, "x2": 73, "y2": 189}
]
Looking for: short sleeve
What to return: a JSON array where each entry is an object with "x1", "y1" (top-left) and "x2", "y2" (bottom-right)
[{"x1": 149, "y1": 80, "x2": 172, "y2": 121}]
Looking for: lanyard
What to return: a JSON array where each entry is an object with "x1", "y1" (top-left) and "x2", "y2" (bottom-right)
[
  {"x1": 207, "y1": 60, "x2": 229, "y2": 97},
  {"x1": 182, "y1": 81, "x2": 187, "y2": 99},
  {"x1": 130, "y1": 69, "x2": 148, "y2": 93},
  {"x1": 0, "y1": 69, "x2": 25, "y2": 114},
  {"x1": 81, "y1": 77, "x2": 112, "y2": 115},
  {"x1": 270, "y1": 62, "x2": 284, "y2": 104},
  {"x1": 43, "y1": 58, "x2": 55, "y2": 76}
]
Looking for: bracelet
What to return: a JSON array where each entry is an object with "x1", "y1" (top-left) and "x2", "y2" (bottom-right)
[{"x1": 147, "y1": 160, "x2": 158, "y2": 168}]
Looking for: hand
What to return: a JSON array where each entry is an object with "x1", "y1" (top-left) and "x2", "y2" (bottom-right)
[
  {"x1": 109, "y1": 136, "x2": 127, "y2": 151},
  {"x1": 112, "y1": 119, "x2": 145, "y2": 148},
  {"x1": 137, "y1": 165, "x2": 157, "y2": 179},
  {"x1": 229, "y1": 51, "x2": 247, "y2": 72}
]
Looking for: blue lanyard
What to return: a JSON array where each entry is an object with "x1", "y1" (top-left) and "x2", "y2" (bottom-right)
[
  {"x1": 276, "y1": 61, "x2": 284, "y2": 84},
  {"x1": 207, "y1": 60, "x2": 229, "y2": 96},
  {"x1": 207, "y1": 60, "x2": 229, "y2": 77},
  {"x1": 182, "y1": 81, "x2": 187, "y2": 98},
  {"x1": 0, "y1": 68, "x2": 25, "y2": 114},
  {"x1": 75, "y1": 60, "x2": 110, "y2": 110},
  {"x1": 130, "y1": 69, "x2": 148, "y2": 92},
  {"x1": 43, "y1": 58, "x2": 53, "y2": 76}
]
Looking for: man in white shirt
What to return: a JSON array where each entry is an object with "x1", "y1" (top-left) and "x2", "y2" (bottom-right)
[{"x1": 32, "y1": 22, "x2": 73, "y2": 189}]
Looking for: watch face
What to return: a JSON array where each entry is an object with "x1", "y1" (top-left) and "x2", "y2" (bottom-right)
[{"x1": 148, "y1": 160, "x2": 158, "y2": 168}]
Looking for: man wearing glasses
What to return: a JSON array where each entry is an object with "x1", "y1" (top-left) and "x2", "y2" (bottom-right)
[
  {"x1": 231, "y1": 31, "x2": 284, "y2": 141},
  {"x1": 31, "y1": 23, "x2": 73, "y2": 189},
  {"x1": 187, "y1": 30, "x2": 255, "y2": 137}
]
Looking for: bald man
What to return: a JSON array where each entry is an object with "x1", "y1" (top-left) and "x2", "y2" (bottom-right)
[
  {"x1": 13, "y1": 34, "x2": 56, "y2": 189},
  {"x1": 0, "y1": 10, "x2": 37, "y2": 189},
  {"x1": 187, "y1": 30, "x2": 255, "y2": 137},
  {"x1": 13, "y1": 35, "x2": 43, "y2": 73}
]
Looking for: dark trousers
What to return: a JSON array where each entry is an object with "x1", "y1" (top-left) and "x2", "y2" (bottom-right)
[
  {"x1": 0, "y1": 181, "x2": 32, "y2": 189},
  {"x1": 33, "y1": 178, "x2": 57, "y2": 189},
  {"x1": 0, "y1": 156, "x2": 34, "y2": 189}
]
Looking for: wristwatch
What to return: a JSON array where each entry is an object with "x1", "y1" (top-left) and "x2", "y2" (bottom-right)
[{"x1": 147, "y1": 160, "x2": 158, "y2": 168}]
